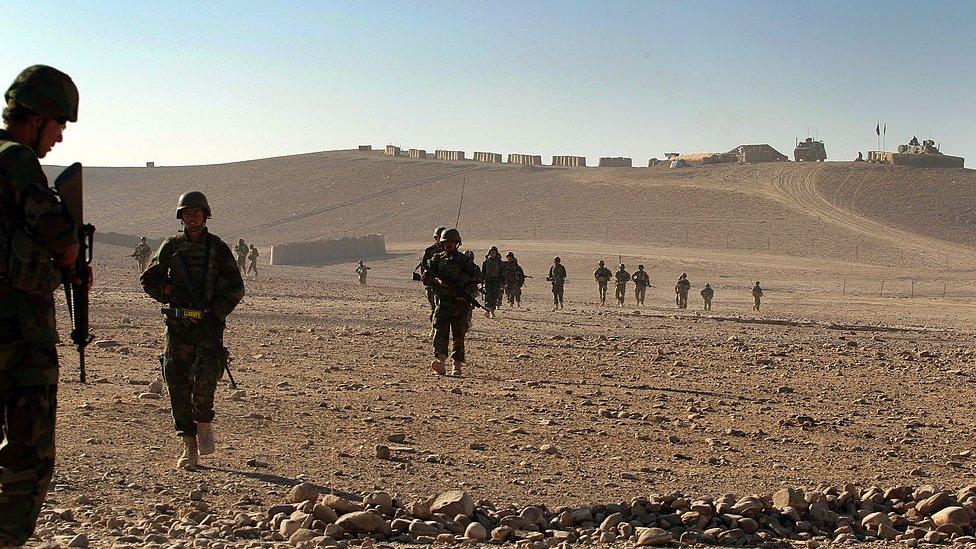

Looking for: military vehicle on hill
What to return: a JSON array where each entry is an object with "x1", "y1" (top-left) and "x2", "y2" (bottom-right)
[{"x1": 794, "y1": 138, "x2": 827, "y2": 162}]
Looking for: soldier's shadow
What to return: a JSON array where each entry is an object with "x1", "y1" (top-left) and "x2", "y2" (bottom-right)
[{"x1": 201, "y1": 467, "x2": 361, "y2": 500}]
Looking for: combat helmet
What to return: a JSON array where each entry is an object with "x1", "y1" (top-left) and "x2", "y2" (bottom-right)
[
  {"x1": 598, "y1": 260, "x2": 605, "y2": 266},
  {"x1": 554, "y1": 257, "x2": 561, "y2": 263},
  {"x1": 176, "y1": 191, "x2": 212, "y2": 219},
  {"x1": 439, "y1": 228, "x2": 461, "y2": 244},
  {"x1": 433, "y1": 227, "x2": 447, "y2": 239},
  {"x1": 5, "y1": 65, "x2": 79, "y2": 122},
  {"x1": 619, "y1": 264, "x2": 625, "y2": 269},
  {"x1": 638, "y1": 264, "x2": 644, "y2": 269},
  {"x1": 140, "y1": 237, "x2": 147, "y2": 242}
]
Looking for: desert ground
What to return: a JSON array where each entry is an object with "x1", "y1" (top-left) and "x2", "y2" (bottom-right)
[{"x1": 25, "y1": 152, "x2": 976, "y2": 547}]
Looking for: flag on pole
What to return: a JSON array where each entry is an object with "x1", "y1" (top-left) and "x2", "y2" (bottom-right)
[
  {"x1": 883, "y1": 123, "x2": 886, "y2": 135},
  {"x1": 876, "y1": 123, "x2": 880, "y2": 136}
]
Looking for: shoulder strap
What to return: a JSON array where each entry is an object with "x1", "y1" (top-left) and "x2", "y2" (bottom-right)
[{"x1": 0, "y1": 140, "x2": 21, "y2": 158}]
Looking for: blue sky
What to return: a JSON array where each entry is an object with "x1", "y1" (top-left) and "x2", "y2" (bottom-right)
[{"x1": 6, "y1": 1, "x2": 974, "y2": 166}]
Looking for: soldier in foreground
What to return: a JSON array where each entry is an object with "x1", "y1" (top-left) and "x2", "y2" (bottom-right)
[
  {"x1": 0, "y1": 64, "x2": 81, "y2": 546},
  {"x1": 547, "y1": 256, "x2": 567, "y2": 311},
  {"x1": 593, "y1": 260, "x2": 612, "y2": 305},
  {"x1": 613, "y1": 264, "x2": 630, "y2": 306},
  {"x1": 355, "y1": 260, "x2": 370, "y2": 286},
  {"x1": 481, "y1": 246, "x2": 503, "y2": 318},
  {"x1": 422, "y1": 229, "x2": 481, "y2": 376},
  {"x1": 701, "y1": 283, "x2": 714, "y2": 310},
  {"x1": 502, "y1": 251, "x2": 525, "y2": 307},
  {"x1": 246, "y1": 244, "x2": 259, "y2": 277},
  {"x1": 141, "y1": 192, "x2": 244, "y2": 470},
  {"x1": 632, "y1": 264, "x2": 650, "y2": 306},
  {"x1": 752, "y1": 281, "x2": 764, "y2": 311},
  {"x1": 233, "y1": 238, "x2": 248, "y2": 274},
  {"x1": 418, "y1": 227, "x2": 446, "y2": 319},
  {"x1": 675, "y1": 273, "x2": 691, "y2": 309},
  {"x1": 132, "y1": 236, "x2": 153, "y2": 272}
]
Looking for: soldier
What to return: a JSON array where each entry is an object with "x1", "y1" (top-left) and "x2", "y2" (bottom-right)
[
  {"x1": 502, "y1": 252, "x2": 525, "y2": 307},
  {"x1": 140, "y1": 192, "x2": 245, "y2": 470},
  {"x1": 701, "y1": 283, "x2": 714, "y2": 311},
  {"x1": 752, "y1": 281, "x2": 764, "y2": 311},
  {"x1": 246, "y1": 244, "x2": 259, "y2": 277},
  {"x1": 418, "y1": 227, "x2": 446, "y2": 319},
  {"x1": 547, "y1": 256, "x2": 567, "y2": 311},
  {"x1": 481, "y1": 246, "x2": 503, "y2": 318},
  {"x1": 132, "y1": 236, "x2": 153, "y2": 272},
  {"x1": 355, "y1": 260, "x2": 370, "y2": 286},
  {"x1": 675, "y1": 273, "x2": 691, "y2": 309},
  {"x1": 422, "y1": 229, "x2": 481, "y2": 376},
  {"x1": 0, "y1": 64, "x2": 81, "y2": 546},
  {"x1": 593, "y1": 260, "x2": 612, "y2": 305},
  {"x1": 233, "y1": 238, "x2": 248, "y2": 274},
  {"x1": 613, "y1": 264, "x2": 631, "y2": 306},
  {"x1": 632, "y1": 264, "x2": 650, "y2": 306}
]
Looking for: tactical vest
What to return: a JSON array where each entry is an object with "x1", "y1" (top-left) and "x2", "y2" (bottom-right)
[
  {"x1": 165, "y1": 232, "x2": 224, "y2": 308},
  {"x1": 483, "y1": 257, "x2": 503, "y2": 281}
]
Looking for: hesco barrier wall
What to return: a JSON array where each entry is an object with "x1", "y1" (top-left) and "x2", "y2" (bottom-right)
[
  {"x1": 385, "y1": 145, "x2": 401, "y2": 156},
  {"x1": 408, "y1": 149, "x2": 427, "y2": 159},
  {"x1": 508, "y1": 154, "x2": 542, "y2": 165},
  {"x1": 435, "y1": 150, "x2": 465, "y2": 161},
  {"x1": 358, "y1": 145, "x2": 372, "y2": 151},
  {"x1": 270, "y1": 234, "x2": 386, "y2": 266},
  {"x1": 552, "y1": 155, "x2": 586, "y2": 167},
  {"x1": 598, "y1": 157, "x2": 632, "y2": 167},
  {"x1": 473, "y1": 152, "x2": 502, "y2": 163},
  {"x1": 868, "y1": 151, "x2": 965, "y2": 167}
]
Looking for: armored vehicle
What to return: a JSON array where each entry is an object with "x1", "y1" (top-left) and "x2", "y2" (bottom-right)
[{"x1": 794, "y1": 138, "x2": 827, "y2": 162}]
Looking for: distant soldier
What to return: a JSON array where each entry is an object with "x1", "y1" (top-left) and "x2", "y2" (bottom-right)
[
  {"x1": 752, "y1": 281, "x2": 764, "y2": 311},
  {"x1": 632, "y1": 264, "x2": 650, "y2": 306},
  {"x1": 422, "y1": 228, "x2": 481, "y2": 376},
  {"x1": 233, "y1": 238, "x2": 248, "y2": 274},
  {"x1": 701, "y1": 283, "x2": 714, "y2": 310},
  {"x1": 593, "y1": 260, "x2": 612, "y2": 305},
  {"x1": 246, "y1": 244, "x2": 259, "y2": 276},
  {"x1": 675, "y1": 273, "x2": 691, "y2": 309},
  {"x1": 613, "y1": 264, "x2": 631, "y2": 306},
  {"x1": 502, "y1": 252, "x2": 525, "y2": 307},
  {"x1": 418, "y1": 227, "x2": 446, "y2": 319},
  {"x1": 482, "y1": 246, "x2": 504, "y2": 318},
  {"x1": 547, "y1": 256, "x2": 567, "y2": 311},
  {"x1": 355, "y1": 260, "x2": 370, "y2": 286},
  {"x1": 132, "y1": 236, "x2": 153, "y2": 271}
]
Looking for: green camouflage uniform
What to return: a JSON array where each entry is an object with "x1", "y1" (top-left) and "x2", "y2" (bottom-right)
[
  {"x1": 701, "y1": 285, "x2": 714, "y2": 310},
  {"x1": 632, "y1": 269, "x2": 650, "y2": 305},
  {"x1": 675, "y1": 277, "x2": 691, "y2": 309},
  {"x1": 355, "y1": 263, "x2": 370, "y2": 286},
  {"x1": 481, "y1": 256, "x2": 503, "y2": 313},
  {"x1": 613, "y1": 268, "x2": 631, "y2": 306},
  {"x1": 0, "y1": 131, "x2": 78, "y2": 545},
  {"x1": 547, "y1": 263, "x2": 567, "y2": 308},
  {"x1": 133, "y1": 241, "x2": 153, "y2": 272},
  {"x1": 233, "y1": 241, "x2": 248, "y2": 274},
  {"x1": 752, "y1": 283, "x2": 763, "y2": 311},
  {"x1": 593, "y1": 266, "x2": 612, "y2": 304},
  {"x1": 426, "y1": 250, "x2": 481, "y2": 363},
  {"x1": 502, "y1": 259, "x2": 525, "y2": 307},
  {"x1": 419, "y1": 243, "x2": 441, "y2": 316},
  {"x1": 246, "y1": 246, "x2": 259, "y2": 276},
  {"x1": 140, "y1": 230, "x2": 244, "y2": 439}
]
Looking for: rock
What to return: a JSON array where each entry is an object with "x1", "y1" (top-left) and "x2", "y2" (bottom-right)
[
  {"x1": 311, "y1": 503, "x2": 338, "y2": 523},
  {"x1": 374, "y1": 445, "x2": 391, "y2": 460},
  {"x1": 730, "y1": 496, "x2": 765, "y2": 517},
  {"x1": 520, "y1": 506, "x2": 546, "y2": 527},
  {"x1": 932, "y1": 506, "x2": 970, "y2": 527},
  {"x1": 877, "y1": 523, "x2": 899, "y2": 541},
  {"x1": 600, "y1": 512, "x2": 625, "y2": 532},
  {"x1": 189, "y1": 489, "x2": 203, "y2": 501},
  {"x1": 67, "y1": 533, "x2": 89, "y2": 548},
  {"x1": 230, "y1": 390, "x2": 246, "y2": 401},
  {"x1": 862, "y1": 511, "x2": 892, "y2": 528},
  {"x1": 636, "y1": 527, "x2": 672, "y2": 546},
  {"x1": 429, "y1": 490, "x2": 474, "y2": 518},
  {"x1": 322, "y1": 494, "x2": 363, "y2": 514},
  {"x1": 492, "y1": 525, "x2": 513, "y2": 541},
  {"x1": 539, "y1": 444, "x2": 559, "y2": 455},
  {"x1": 465, "y1": 522, "x2": 488, "y2": 540},
  {"x1": 917, "y1": 492, "x2": 954, "y2": 515},
  {"x1": 570, "y1": 507, "x2": 593, "y2": 524},
  {"x1": 323, "y1": 523, "x2": 343, "y2": 539},
  {"x1": 289, "y1": 528, "x2": 318, "y2": 545},
  {"x1": 335, "y1": 510, "x2": 384, "y2": 533},
  {"x1": 288, "y1": 483, "x2": 319, "y2": 505},
  {"x1": 94, "y1": 339, "x2": 120, "y2": 348},
  {"x1": 147, "y1": 380, "x2": 163, "y2": 394},
  {"x1": 409, "y1": 519, "x2": 440, "y2": 537},
  {"x1": 280, "y1": 519, "x2": 301, "y2": 538},
  {"x1": 773, "y1": 487, "x2": 807, "y2": 509},
  {"x1": 364, "y1": 491, "x2": 393, "y2": 508}
]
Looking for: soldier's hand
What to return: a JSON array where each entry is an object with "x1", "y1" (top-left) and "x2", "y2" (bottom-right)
[{"x1": 58, "y1": 243, "x2": 80, "y2": 268}]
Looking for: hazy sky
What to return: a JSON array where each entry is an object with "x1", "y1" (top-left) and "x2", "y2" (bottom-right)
[{"x1": 6, "y1": 1, "x2": 974, "y2": 167}]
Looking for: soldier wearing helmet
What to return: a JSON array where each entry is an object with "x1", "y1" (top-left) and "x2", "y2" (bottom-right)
[
  {"x1": 502, "y1": 251, "x2": 525, "y2": 308},
  {"x1": 481, "y1": 246, "x2": 503, "y2": 318},
  {"x1": 700, "y1": 283, "x2": 714, "y2": 311},
  {"x1": 593, "y1": 260, "x2": 612, "y2": 305},
  {"x1": 246, "y1": 243, "x2": 260, "y2": 277},
  {"x1": 613, "y1": 264, "x2": 631, "y2": 307},
  {"x1": 632, "y1": 264, "x2": 651, "y2": 306},
  {"x1": 547, "y1": 256, "x2": 568, "y2": 310},
  {"x1": 133, "y1": 236, "x2": 154, "y2": 272},
  {"x1": 355, "y1": 259, "x2": 370, "y2": 286},
  {"x1": 421, "y1": 228, "x2": 482, "y2": 376},
  {"x1": 0, "y1": 65, "x2": 82, "y2": 545},
  {"x1": 233, "y1": 238, "x2": 249, "y2": 274},
  {"x1": 751, "y1": 281, "x2": 764, "y2": 312},
  {"x1": 675, "y1": 273, "x2": 691, "y2": 309},
  {"x1": 417, "y1": 226, "x2": 447, "y2": 319},
  {"x1": 141, "y1": 191, "x2": 245, "y2": 471}
]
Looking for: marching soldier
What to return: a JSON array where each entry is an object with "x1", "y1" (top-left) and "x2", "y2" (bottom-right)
[
  {"x1": 701, "y1": 283, "x2": 714, "y2": 310},
  {"x1": 132, "y1": 236, "x2": 153, "y2": 272},
  {"x1": 0, "y1": 64, "x2": 82, "y2": 546},
  {"x1": 547, "y1": 256, "x2": 567, "y2": 311},
  {"x1": 752, "y1": 281, "x2": 764, "y2": 311},
  {"x1": 613, "y1": 264, "x2": 631, "y2": 306},
  {"x1": 482, "y1": 246, "x2": 503, "y2": 318},
  {"x1": 418, "y1": 227, "x2": 446, "y2": 319},
  {"x1": 355, "y1": 260, "x2": 370, "y2": 286},
  {"x1": 233, "y1": 238, "x2": 248, "y2": 274},
  {"x1": 593, "y1": 260, "x2": 612, "y2": 305},
  {"x1": 246, "y1": 244, "x2": 259, "y2": 277},
  {"x1": 675, "y1": 273, "x2": 691, "y2": 309},
  {"x1": 632, "y1": 264, "x2": 650, "y2": 306},
  {"x1": 422, "y1": 228, "x2": 481, "y2": 376},
  {"x1": 140, "y1": 191, "x2": 245, "y2": 470},
  {"x1": 502, "y1": 251, "x2": 525, "y2": 307}
]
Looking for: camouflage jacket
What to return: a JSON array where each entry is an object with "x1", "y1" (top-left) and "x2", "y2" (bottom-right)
[
  {"x1": 614, "y1": 270, "x2": 631, "y2": 284},
  {"x1": 752, "y1": 285, "x2": 763, "y2": 298},
  {"x1": 419, "y1": 243, "x2": 441, "y2": 274},
  {"x1": 233, "y1": 243, "x2": 248, "y2": 258},
  {"x1": 355, "y1": 265, "x2": 369, "y2": 275},
  {"x1": 427, "y1": 250, "x2": 482, "y2": 300},
  {"x1": 247, "y1": 248, "x2": 259, "y2": 261},
  {"x1": 632, "y1": 270, "x2": 650, "y2": 287},
  {"x1": 701, "y1": 286, "x2": 714, "y2": 299},
  {"x1": 482, "y1": 256, "x2": 504, "y2": 282},
  {"x1": 141, "y1": 229, "x2": 245, "y2": 322},
  {"x1": 548, "y1": 263, "x2": 567, "y2": 283},
  {"x1": 594, "y1": 267, "x2": 612, "y2": 283},
  {"x1": 133, "y1": 242, "x2": 152, "y2": 259},
  {"x1": 502, "y1": 260, "x2": 525, "y2": 287},
  {"x1": 675, "y1": 279, "x2": 691, "y2": 293}
]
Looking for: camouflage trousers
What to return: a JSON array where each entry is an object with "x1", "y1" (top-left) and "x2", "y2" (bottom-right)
[
  {"x1": 246, "y1": 260, "x2": 258, "y2": 276},
  {"x1": 703, "y1": 297, "x2": 712, "y2": 311},
  {"x1": 597, "y1": 282, "x2": 608, "y2": 303},
  {"x1": 163, "y1": 323, "x2": 225, "y2": 438},
  {"x1": 551, "y1": 282, "x2": 564, "y2": 305},
  {"x1": 432, "y1": 298, "x2": 472, "y2": 363},
  {"x1": 504, "y1": 284, "x2": 521, "y2": 306},
  {"x1": 634, "y1": 284, "x2": 647, "y2": 305},
  {"x1": 677, "y1": 291, "x2": 689, "y2": 309},
  {"x1": 0, "y1": 293, "x2": 60, "y2": 546},
  {"x1": 614, "y1": 283, "x2": 627, "y2": 304},
  {"x1": 358, "y1": 274, "x2": 367, "y2": 286},
  {"x1": 236, "y1": 256, "x2": 247, "y2": 274},
  {"x1": 753, "y1": 296, "x2": 761, "y2": 311},
  {"x1": 483, "y1": 281, "x2": 502, "y2": 312}
]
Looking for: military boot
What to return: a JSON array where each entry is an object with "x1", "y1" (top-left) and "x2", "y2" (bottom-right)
[
  {"x1": 197, "y1": 422, "x2": 215, "y2": 455},
  {"x1": 430, "y1": 358, "x2": 446, "y2": 375},
  {"x1": 450, "y1": 359, "x2": 463, "y2": 377},
  {"x1": 177, "y1": 436, "x2": 199, "y2": 471}
]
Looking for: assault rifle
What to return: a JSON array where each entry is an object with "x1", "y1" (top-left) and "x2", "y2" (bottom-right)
[
  {"x1": 166, "y1": 252, "x2": 238, "y2": 389},
  {"x1": 54, "y1": 163, "x2": 94, "y2": 383},
  {"x1": 412, "y1": 271, "x2": 484, "y2": 309}
]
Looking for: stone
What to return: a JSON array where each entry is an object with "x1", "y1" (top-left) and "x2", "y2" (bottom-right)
[
  {"x1": 492, "y1": 525, "x2": 513, "y2": 540},
  {"x1": 335, "y1": 510, "x2": 384, "y2": 533},
  {"x1": 430, "y1": 490, "x2": 474, "y2": 518},
  {"x1": 322, "y1": 494, "x2": 363, "y2": 514},
  {"x1": 288, "y1": 483, "x2": 320, "y2": 505},
  {"x1": 636, "y1": 527, "x2": 672, "y2": 546},
  {"x1": 289, "y1": 528, "x2": 319, "y2": 545},
  {"x1": 861, "y1": 511, "x2": 892, "y2": 528},
  {"x1": 600, "y1": 512, "x2": 625, "y2": 531},
  {"x1": 147, "y1": 380, "x2": 163, "y2": 394},
  {"x1": 877, "y1": 523, "x2": 899, "y2": 541},
  {"x1": 374, "y1": 445, "x2": 391, "y2": 460},
  {"x1": 520, "y1": 506, "x2": 546, "y2": 527},
  {"x1": 364, "y1": 491, "x2": 393, "y2": 509},
  {"x1": 280, "y1": 519, "x2": 301, "y2": 538},
  {"x1": 312, "y1": 503, "x2": 338, "y2": 523},
  {"x1": 409, "y1": 519, "x2": 440, "y2": 537},
  {"x1": 570, "y1": 507, "x2": 593, "y2": 524},
  {"x1": 773, "y1": 487, "x2": 807, "y2": 510},
  {"x1": 67, "y1": 534, "x2": 89, "y2": 548},
  {"x1": 916, "y1": 492, "x2": 954, "y2": 516},
  {"x1": 462, "y1": 522, "x2": 487, "y2": 540},
  {"x1": 932, "y1": 506, "x2": 970, "y2": 528},
  {"x1": 323, "y1": 523, "x2": 343, "y2": 539}
]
